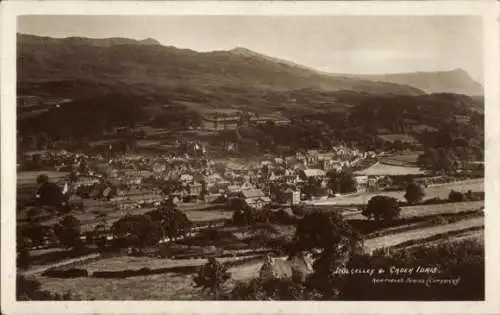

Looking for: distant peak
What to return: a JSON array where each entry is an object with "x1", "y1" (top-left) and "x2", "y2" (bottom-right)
[
  {"x1": 139, "y1": 37, "x2": 161, "y2": 46},
  {"x1": 229, "y1": 47, "x2": 258, "y2": 55},
  {"x1": 447, "y1": 68, "x2": 471, "y2": 77}
]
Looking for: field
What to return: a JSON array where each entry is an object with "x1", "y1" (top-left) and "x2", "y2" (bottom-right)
[
  {"x1": 228, "y1": 214, "x2": 485, "y2": 281},
  {"x1": 377, "y1": 134, "x2": 418, "y2": 144},
  {"x1": 36, "y1": 254, "x2": 262, "y2": 300},
  {"x1": 39, "y1": 204, "x2": 157, "y2": 232},
  {"x1": 310, "y1": 179, "x2": 484, "y2": 206},
  {"x1": 346, "y1": 200, "x2": 484, "y2": 220},
  {"x1": 40, "y1": 206, "x2": 232, "y2": 232},
  {"x1": 379, "y1": 151, "x2": 422, "y2": 167},
  {"x1": 18, "y1": 171, "x2": 69, "y2": 186},
  {"x1": 363, "y1": 216, "x2": 484, "y2": 253},
  {"x1": 404, "y1": 229, "x2": 484, "y2": 250},
  {"x1": 184, "y1": 210, "x2": 233, "y2": 222},
  {"x1": 80, "y1": 255, "x2": 258, "y2": 272},
  {"x1": 353, "y1": 162, "x2": 425, "y2": 176},
  {"x1": 38, "y1": 272, "x2": 199, "y2": 300},
  {"x1": 31, "y1": 199, "x2": 485, "y2": 299}
]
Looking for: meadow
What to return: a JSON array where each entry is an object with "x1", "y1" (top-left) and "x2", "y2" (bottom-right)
[
  {"x1": 38, "y1": 272, "x2": 199, "y2": 300},
  {"x1": 353, "y1": 162, "x2": 426, "y2": 176},
  {"x1": 345, "y1": 200, "x2": 484, "y2": 220},
  {"x1": 379, "y1": 151, "x2": 422, "y2": 166},
  {"x1": 311, "y1": 179, "x2": 484, "y2": 206},
  {"x1": 36, "y1": 254, "x2": 263, "y2": 300},
  {"x1": 362, "y1": 216, "x2": 484, "y2": 253},
  {"x1": 18, "y1": 171, "x2": 69, "y2": 186}
]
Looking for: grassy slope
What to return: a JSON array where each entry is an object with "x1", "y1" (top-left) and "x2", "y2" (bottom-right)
[
  {"x1": 363, "y1": 216, "x2": 484, "y2": 252},
  {"x1": 311, "y1": 179, "x2": 484, "y2": 206},
  {"x1": 18, "y1": 35, "x2": 423, "y2": 99}
]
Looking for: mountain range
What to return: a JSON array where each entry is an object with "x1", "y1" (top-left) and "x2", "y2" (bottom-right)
[
  {"x1": 339, "y1": 70, "x2": 483, "y2": 96},
  {"x1": 17, "y1": 34, "x2": 483, "y2": 107},
  {"x1": 229, "y1": 46, "x2": 483, "y2": 96}
]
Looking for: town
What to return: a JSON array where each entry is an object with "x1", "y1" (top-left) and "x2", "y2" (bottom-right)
[
  {"x1": 14, "y1": 16, "x2": 485, "y2": 302},
  {"x1": 17, "y1": 104, "x2": 485, "y2": 300}
]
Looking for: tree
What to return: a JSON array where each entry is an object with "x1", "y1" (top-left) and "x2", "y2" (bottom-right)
[
  {"x1": 193, "y1": 257, "x2": 231, "y2": 299},
  {"x1": 326, "y1": 170, "x2": 356, "y2": 195},
  {"x1": 232, "y1": 207, "x2": 270, "y2": 226},
  {"x1": 338, "y1": 171, "x2": 357, "y2": 194},
  {"x1": 160, "y1": 179, "x2": 182, "y2": 195},
  {"x1": 326, "y1": 169, "x2": 340, "y2": 195},
  {"x1": 232, "y1": 208, "x2": 246, "y2": 226},
  {"x1": 53, "y1": 215, "x2": 82, "y2": 250},
  {"x1": 417, "y1": 148, "x2": 440, "y2": 172},
  {"x1": 111, "y1": 214, "x2": 162, "y2": 252},
  {"x1": 305, "y1": 248, "x2": 346, "y2": 300},
  {"x1": 439, "y1": 149, "x2": 458, "y2": 174},
  {"x1": 159, "y1": 206, "x2": 192, "y2": 240},
  {"x1": 404, "y1": 182, "x2": 425, "y2": 204},
  {"x1": 20, "y1": 221, "x2": 50, "y2": 247},
  {"x1": 301, "y1": 178, "x2": 327, "y2": 199},
  {"x1": 362, "y1": 195, "x2": 401, "y2": 221},
  {"x1": 292, "y1": 211, "x2": 359, "y2": 256},
  {"x1": 146, "y1": 202, "x2": 193, "y2": 239},
  {"x1": 292, "y1": 211, "x2": 361, "y2": 300},
  {"x1": 35, "y1": 175, "x2": 66, "y2": 208}
]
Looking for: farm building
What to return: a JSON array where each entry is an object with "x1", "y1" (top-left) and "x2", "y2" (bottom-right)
[
  {"x1": 228, "y1": 188, "x2": 270, "y2": 210},
  {"x1": 201, "y1": 112, "x2": 241, "y2": 131},
  {"x1": 259, "y1": 253, "x2": 313, "y2": 281},
  {"x1": 241, "y1": 189, "x2": 271, "y2": 210}
]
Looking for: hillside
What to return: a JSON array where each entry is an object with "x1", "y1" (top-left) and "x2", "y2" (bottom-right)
[
  {"x1": 19, "y1": 34, "x2": 162, "y2": 47},
  {"x1": 227, "y1": 46, "x2": 483, "y2": 96},
  {"x1": 17, "y1": 34, "x2": 424, "y2": 101},
  {"x1": 340, "y1": 69, "x2": 483, "y2": 96}
]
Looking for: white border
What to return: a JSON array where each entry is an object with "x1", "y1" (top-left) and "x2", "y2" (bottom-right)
[{"x1": 1, "y1": 1, "x2": 499, "y2": 315}]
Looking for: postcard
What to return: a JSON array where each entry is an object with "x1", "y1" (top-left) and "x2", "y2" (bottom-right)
[{"x1": 1, "y1": 1, "x2": 499, "y2": 314}]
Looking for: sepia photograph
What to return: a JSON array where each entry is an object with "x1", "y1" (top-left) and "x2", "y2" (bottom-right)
[{"x1": 1, "y1": 1, "x2": 499, "y2": 314}]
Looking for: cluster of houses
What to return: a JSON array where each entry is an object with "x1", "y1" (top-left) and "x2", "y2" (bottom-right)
[{"x1": 23, "y1": 142, "x2": 387, "y2": 215}]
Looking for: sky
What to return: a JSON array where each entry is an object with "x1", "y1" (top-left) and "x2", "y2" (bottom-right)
[{"x1": 18, "y1": 15, "x2": 484, "y2": 83}]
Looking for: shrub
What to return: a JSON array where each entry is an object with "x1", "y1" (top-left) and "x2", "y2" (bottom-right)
[
  {"x1": 193, "y1": 257, "x2": 231, "y2": 299},
  {"x1": 362, "y1": 196, "x2": 401, "y2": 221},
  {"x1": 404, "y1": 182, "x2": 425, "y2": 204},
  {"x1": 448, "y1": 190, "x2": 464, "y2": 202},
  {"x1": 53, "y1": 215, "x2": 82, "y2": 249}
]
